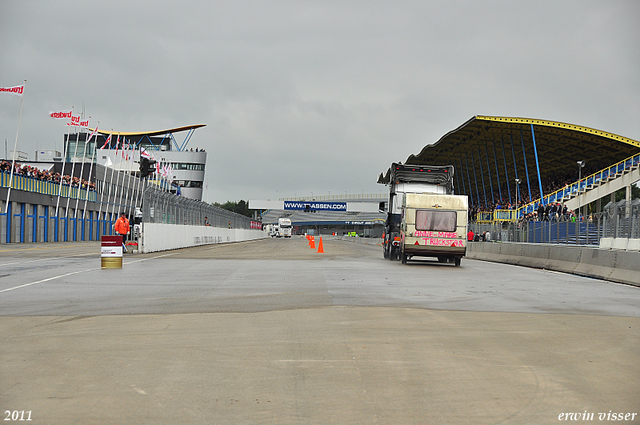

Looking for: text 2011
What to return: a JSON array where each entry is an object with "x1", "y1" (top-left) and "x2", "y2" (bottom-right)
[{"x1": 4, "y1": 411, "x2": 32, "y2": 421}]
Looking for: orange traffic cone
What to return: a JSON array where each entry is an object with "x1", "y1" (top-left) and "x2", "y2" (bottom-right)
[
  {"x1": 317, "y1": 237, "x2": 324, "y2": 253},
  {"x1": 310, "y1": 237, "x2": 316, "y2": 249}
]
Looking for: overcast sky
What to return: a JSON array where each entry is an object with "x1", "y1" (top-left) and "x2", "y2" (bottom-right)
[{"x1": 1, "y1": 1, "x2": 638, "y2": 203}]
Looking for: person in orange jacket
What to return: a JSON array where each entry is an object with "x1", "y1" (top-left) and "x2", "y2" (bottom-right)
[{"x1": 115, "y1": 212, "x2": 130, "y2": 252}]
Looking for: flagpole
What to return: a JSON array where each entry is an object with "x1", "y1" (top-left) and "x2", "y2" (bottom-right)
[
  {"x1": 82, "y1": 132, "x2": 98, "y2": 222},
  {"x1": 119, "y1": 137, "x2": 131, "y2": 217},
  {"x1": 75, "y1": 122, "x2": 97, "y2": 219},
  {"x1": 55, "y1": 106, "x2": 73, "y2": 217},
  {"x1": 64, "y1": 122, "x2": 83, "y2": 219},
  {"x1": 109, "y1": 137, "x2": 124, "y2": 220},
  {"x1": 122, "y1": 141, "x2": 133, "y2": 217},
  {"x1": 5, "y1": 79, "x2": 26, "y2": 212},
  {"x1": 106, "y1": 134, "x2": 121, "y2": 227},
  {"x1": 96, "y1": 130, "x2": 113, "y2": 234}
]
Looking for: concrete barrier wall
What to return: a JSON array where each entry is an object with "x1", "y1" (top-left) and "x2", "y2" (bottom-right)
[
  {"x1": 340, "y1": 236, "x2": 383, "y2": 246},
  {"x1": 140, "y1": 223, "x2": 266, "y2": 253},
  {"x1": 599, "y1": 238, "x2": 640, "y2": 251},
  {"x1": 467, "y1": 242, "x2": 640, "y2": 287}
]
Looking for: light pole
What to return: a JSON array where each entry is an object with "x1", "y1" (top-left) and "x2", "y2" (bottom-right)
[
  {"x1": 577, "y1": 161, "x2": 585, "y2": 219},
  {"x1": 515, "y1": 178, "x2": 521, "y2": 217}
]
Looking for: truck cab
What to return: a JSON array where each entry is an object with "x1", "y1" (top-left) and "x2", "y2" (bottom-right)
[{"x1": 277, "y1": 218, "x2": 292, "y2": 238}]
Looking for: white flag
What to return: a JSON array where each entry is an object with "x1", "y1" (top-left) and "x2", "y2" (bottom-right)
[
  {"x1": 49, "y1": 110, "x2": 72, "y2": 119},
  {"x1": 0, "y1": 85, "x2": 24, "y2": 96}
]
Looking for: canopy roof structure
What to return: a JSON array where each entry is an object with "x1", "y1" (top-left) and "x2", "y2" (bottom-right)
[
  {"x1": 91, "y1": 124, "x2": 206, "y2": 137},
  {"x1": 379, "y1": 115, "x2": 640, "y2": 208},
  {"x1": 85, "y1": 124, "x2": 206, "y2": 152}
]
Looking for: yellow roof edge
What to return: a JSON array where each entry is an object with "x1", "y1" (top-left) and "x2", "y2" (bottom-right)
[
  {"x1": 88, "y1": 124, "x2": 206, "y2": 137},
  {"x1": 475, "y1": 115, "x2": 640, "y2": 148}
]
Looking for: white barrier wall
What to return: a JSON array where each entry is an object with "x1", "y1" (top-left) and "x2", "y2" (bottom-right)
[
  {"x1": 139, "y1": 223, "x2": 267, "y2": 253},
  {"x1": 466, "y1": 242, "x2": 640, "y2": 287}
]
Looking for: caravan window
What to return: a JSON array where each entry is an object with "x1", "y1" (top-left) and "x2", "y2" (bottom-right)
[{"x1": 415, "y1": 210, "x2": 457, "y2": 232}]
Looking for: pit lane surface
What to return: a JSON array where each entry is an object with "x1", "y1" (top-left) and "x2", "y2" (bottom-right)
[{"x1": 1, "y1": 238, "x2": 638, "y2": 424}]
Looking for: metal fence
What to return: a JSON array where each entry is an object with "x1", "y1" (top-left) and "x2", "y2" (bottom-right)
[
  {"x1": 141, "y1": 185, "x2": 252, "y2": 229},
  {"x1": 469, "y1": 200, "x2": 640, "y2": 246}
]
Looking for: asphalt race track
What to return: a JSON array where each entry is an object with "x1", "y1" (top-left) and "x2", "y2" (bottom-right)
[{"x1": 1, "y1": 237, "x2": 638, "y2": 424}]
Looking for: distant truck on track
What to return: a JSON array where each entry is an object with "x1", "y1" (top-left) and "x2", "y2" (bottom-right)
[
  {"x1": 378, "y1": 163, "x2": 468, "y2": 266},
  {"x1": 277, "y1": 218, "x2": 292, "y2": 238}
]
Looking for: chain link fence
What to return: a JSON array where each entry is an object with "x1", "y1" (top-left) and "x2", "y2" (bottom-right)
[
  {"x1": 469, "y1": 200, "x2": 639, "y2": 246},
  {"x1": 141, "y1": 185, "x2": 253, "y2": 229}
]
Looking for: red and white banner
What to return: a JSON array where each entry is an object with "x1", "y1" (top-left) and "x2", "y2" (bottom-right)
[
  {"x1": 140, "y1": 147, "x2": 153, "y2": 160},
  {"x1": 100, "y1": 133, "x2": 112, "y2": 150},
  {"x1": 66, "y1": 115, "x2": 89, "y2": 127},
  {"x1": 0, "y1": 85, "x2": 24, "y2": 96},
  {"x1": 49, "y1": 110, "x2": 72, "y2": 119},
  {"x1": 86, "y1": 126, "x2": 99, "y2": 143}
]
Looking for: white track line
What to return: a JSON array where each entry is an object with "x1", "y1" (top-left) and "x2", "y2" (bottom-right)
[{"x1": 0, "y1": 252, "x2": 179, "y2": 294}]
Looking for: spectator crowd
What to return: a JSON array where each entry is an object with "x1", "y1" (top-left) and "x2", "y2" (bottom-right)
[
  {"x1": 0, "y1": 160, "x2": 96, "y2": 191},
  {"x1": 467, "y1": 168, "x2": 593, "y2": 223}
]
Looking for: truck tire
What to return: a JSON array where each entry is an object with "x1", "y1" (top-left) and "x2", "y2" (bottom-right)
[
  {"x1": 454, "y1": 257, "x2": 461, "y2": 267},
  {"x1": 401, "y1": 252, "x2": 407, "y2": 264}
]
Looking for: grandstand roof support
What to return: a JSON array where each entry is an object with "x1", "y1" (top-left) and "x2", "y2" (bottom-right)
[
  {"x1": 484, "y1": 144, "x2": 495, "y2": 204},
  {"x1": 519, "y1": 130, "x2": 533, "y2": 203},
  {"x1": 468, "y1": 152, "x2": 480, "y2": 207},
  {"x1": 492, "y1": 140, "x2": 503, "y2": 203},
  {"x1": 476, "y1": 149, "x2": 488, "y2": 207},
  {"x1": 458, "y1": 158, "x2": 466, "y2": 199},
  {"x1": 174, "y1": 128, "x2": 197, "y2": 151},
  {"x1": 501, "y1": 137, "x2": 512, "y2": 205},
  {"x1": 510, "y1": 134, "x2": 522, "y2": 204},
  {"x1": 530, "y1": 124, "x2": 545, "y2": 205}
]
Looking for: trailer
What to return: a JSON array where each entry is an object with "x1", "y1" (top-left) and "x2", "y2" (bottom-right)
[{"x1": 379, "y1": 162, "x2": 468, "y2": 266}]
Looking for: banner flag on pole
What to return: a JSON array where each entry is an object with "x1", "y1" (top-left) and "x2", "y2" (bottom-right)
[
  {"x1": 49, "y1": 110, "x2": 72, "y2": 119},
  {"x1": 67, "y1": 115, "x2": 89, "y2": 127},
  {"x1": 0, "y1": 85, "x2": 24, "y2": 96},
  {"x1": 100, "y1": 132, "x2": 112, "y2": 150},
  {"x1": 140, "y1": 147, "x2": 153, "y2": 160},
  {"x1": 86, "y1": 126, "x2": 99, "y2": 143},
  {"x1": 114, "y1": 135, "x2": 120, "y2": 156}
]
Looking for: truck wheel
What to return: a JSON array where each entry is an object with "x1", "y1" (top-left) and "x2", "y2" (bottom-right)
[
  {"x1": 454, "y1": 257, "x2": 461, "y2": 267},
  {"x1": 383, "y1": 246, "x2": 389, "y2": 259},
  {"x1": 401, "y1": 252, "x2": 407, "y2": 264}
]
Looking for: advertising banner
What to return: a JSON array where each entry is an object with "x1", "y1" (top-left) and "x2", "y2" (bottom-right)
[{"x1": 284, "y1": 201, "x2": 347, "y2": 211}]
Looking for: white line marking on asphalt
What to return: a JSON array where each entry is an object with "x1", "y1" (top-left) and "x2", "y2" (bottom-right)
[
  {"x1": 0, "y1": 252, "x2": 180, "y2": 294},
  {"x1": 0, "y1": 268, "x2": 98, "y2": 293}
]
